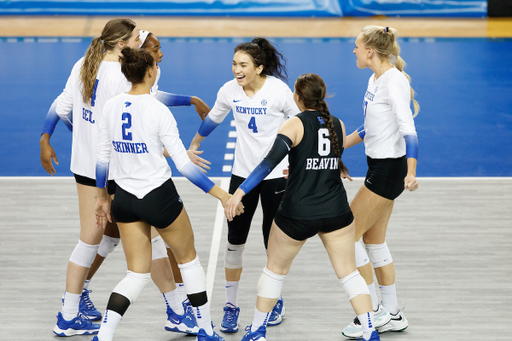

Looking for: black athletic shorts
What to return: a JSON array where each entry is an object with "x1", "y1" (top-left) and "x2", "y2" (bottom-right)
[
  {"x1": 228, "y1": 174, "x2": 286, "y2": 249},
  {"x1": 112, "y1": 178, "x2": 184, "y2": 229},
  {"x1": 274, "y1": 210, "x2": 354, "y2": 241},
  {"x1": 74, "y1": 173, "x2": 116, "y2": 195},
  {"x1": 364, "y1": 155, "x2": 407, "y2": 200}
]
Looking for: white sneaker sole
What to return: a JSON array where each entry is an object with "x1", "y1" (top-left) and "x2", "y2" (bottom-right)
[{"x1": 53, "y1": 326, "x2": 99, "y2": 336}]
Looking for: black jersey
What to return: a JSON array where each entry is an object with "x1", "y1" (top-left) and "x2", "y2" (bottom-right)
[{"x1": 278, "y1": 110, "x2": 351, "y2": 220}]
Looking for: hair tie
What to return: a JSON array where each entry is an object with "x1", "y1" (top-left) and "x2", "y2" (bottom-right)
[
  {"x1": 385, "y1": 27, "x2": 389, "y2": 33},
  {"x1": 99, "y1": 36, "x2": 103, "y2": 41}
]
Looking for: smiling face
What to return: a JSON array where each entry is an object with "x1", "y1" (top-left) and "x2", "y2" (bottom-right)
[
  {"x1": 142, "y1": 34, "x2": 163, "y2": 64},
  {"x1": 353, "y1": 34, "x2": 370, "y2": 69},
  {"x1": 232, "y1": 51, "x2": 264, "y2": 87}
]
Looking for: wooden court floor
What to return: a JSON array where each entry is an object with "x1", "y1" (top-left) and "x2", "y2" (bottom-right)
[{"x1": 0, "y1": 177, "x2": 511, "y2": 340}]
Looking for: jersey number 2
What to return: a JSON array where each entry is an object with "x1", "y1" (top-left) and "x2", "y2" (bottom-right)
[
  {"x1": 248, "y1": 117, "x2": 258, "y2": 133},
  {"x1": 318, "y1": 128, "x2": 330, "y2": 156},
  {"x1": 122, "y1": 112, "x2": 132, "y2": 141}
]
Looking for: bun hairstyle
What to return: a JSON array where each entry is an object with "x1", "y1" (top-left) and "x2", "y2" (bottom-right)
[
  {"x1": 234, "y1": 37, "x2": 288, "y2": 81},
  {"x1": 119, "y1": 47, "x2": 155, "y2": 84},
  {"x1": 80, "y1": 18, "x2": 136, "y2": 105},
  {"x1": 294, "y1": 73, "x2": 349, "y2": 175},
  {"x1": 360, "y1": 25, "x2": 420, "y2": 117}
]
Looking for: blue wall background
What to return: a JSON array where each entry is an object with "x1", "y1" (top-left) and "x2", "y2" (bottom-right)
[
  {"x1": 1, "y1": 37, "x2": 510, "y2": 177},
  {"x1": 0, "y1": 0, "x2": 487, "y2": 17}
]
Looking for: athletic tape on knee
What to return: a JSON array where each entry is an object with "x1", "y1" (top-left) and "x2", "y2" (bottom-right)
[
  {"x1": 224, "y1": 242, "x2": 245, "y2": 269},
  {"x1": 355, "y1": 241, "x2": 370, "y2": 268},
  {"x1": 257, "y1": 267, "x2": 285, "y2": 299},
  {"x1": 178, "y1": 256, "x2": 206, "y2": 295},
  {"x1": 366, "y1": 242, "x2": 393, "y2": 268},
  {"x1": 151, "y1": 236, "x2": 168, "y2": 260},
  {"x1": 97, "y1": 235, "x2": 120, "y2": 258},
  {"x1": 112, "y1": 270, "x2": 150, "y2": 304},
  {"x1": 69, "y1": 240, "x2": 99, "y2": 268},
  {"x1": 339, "y1": 270, "x2": 370, "y2": 301}
]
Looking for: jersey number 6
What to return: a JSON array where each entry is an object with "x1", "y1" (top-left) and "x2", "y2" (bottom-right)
[
  {"x1": 318, "y1": 128, "x2": 330, "y2": 156},
  {"x1": 122, "y1": 112, "x2": 133, "y2": 141}
]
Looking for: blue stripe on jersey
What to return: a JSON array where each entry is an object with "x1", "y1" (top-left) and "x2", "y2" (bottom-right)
[
  {"x1": 41, "y1": 100, "x2": 73, "y2": 135},
  {"x1": 198, "y1": 115, "x2": 220, "y2": 137},
  {"x1": 95, "y1": 161, "x2": 109, "y2": 189},
  {"x1": 156, "y1": 91, "x2": 191, "y2": 107},
  {"x1": 357, "y1": 124, "x2": 366, "y2": 140},
  {"x1": 179, "y1": 162, "x2": 215, "y2": 193},
  {"x1": 404, "y1": 134, "x2": 418, "y2": 159}
]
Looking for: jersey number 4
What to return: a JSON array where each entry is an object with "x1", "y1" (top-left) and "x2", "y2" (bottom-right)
[
  {"x1": 248, "y1": 117, "x2": 258, "y2": 133},
  {"x1": 318, "y1": 128, "x2": 331, "y2": 156},
  {"x1": 122, "y1": 112, "x2": 133, "y2": 141}
]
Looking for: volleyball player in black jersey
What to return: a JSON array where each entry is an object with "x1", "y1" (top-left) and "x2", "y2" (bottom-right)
[{"x1": 224, "y1": 73, "x2": 379, "y2": 341}]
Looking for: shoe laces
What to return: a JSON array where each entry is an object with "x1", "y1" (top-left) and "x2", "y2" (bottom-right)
[
  {"x1": 76, "y1": 313, "x2": 93, "y2": 328},
  {"x1": 81, "y1": 290, "x2": 96, "y2": 309},
  {"x1": 223, "y1": 305, "x2": 238, "y2": 322}
]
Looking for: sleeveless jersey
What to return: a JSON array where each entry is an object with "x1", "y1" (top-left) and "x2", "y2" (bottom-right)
[{"x1": 278, "y1": 110, "x2": 351, "y2": 220}]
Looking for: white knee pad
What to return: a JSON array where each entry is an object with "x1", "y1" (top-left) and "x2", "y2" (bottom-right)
[
  {"x1": 151, "y1": 236, "x2": 168, "y2": 260},
  {"x1": 224, "y1": 242, "x2": 245, "y2": 269},
  {"x1": 97, "y1": 235, "x2": 120, "y2": 258},
  {"x1": 113, "y1": 270, "x2": 150, "y2": 304},
  {"x1": 178, "y1": 256, "x2": 206, "y2": 295},
  {"x1": 355, "y1": 241, "x2": 370, "y2": 268},
  {"x1": 339, "y1": 270, "x2": 370, "y2": 301},
  {"x1": 69, "y1": 240, "x2": 99, "y2": 268},
  {"x1": 366, "y1": 242, "x2": 393, "y2": 268},
  {"x1": 257, "y1": 267, "x2": 285, "y2": 299}
]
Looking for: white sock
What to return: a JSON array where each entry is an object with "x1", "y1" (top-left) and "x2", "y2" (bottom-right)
[
  {"x1": 83, "y1": 279, "x2": 91, "y2": 291},
  {"x1": 176, "y1": 283, "x2": 188, "y2": 303},
  {"x1": 357, "y1": 312, "x2": 376, "y2": 340},
  {"x1": 163, "y1": 289, "x2": 184, "y2": 315},
  {"x1": 225, "y1": 281, "x2": 239, "y2": 307},
  {"x1": 193, "y1": 302, "x2": 213, "y2": 335},
  {"x1": 97, "y1": 309, "x2": 122, "y2": 341},
  {"x1": 251, "y1": 307, "x2": 270, "y2": 332},
  {"x1": 62, "y1": 292, "x2": 80, "y2": 320},
  {"x1": 379, "y1": 284, "x2": 399, "y2": 315},
  {"x1": 368, "y1": 282, "x2": 379, "y2": 311}
]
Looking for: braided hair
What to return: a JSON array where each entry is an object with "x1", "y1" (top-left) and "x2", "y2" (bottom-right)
[{"x1": 294, "y1": 73, "x2": 349, "y2": 174}]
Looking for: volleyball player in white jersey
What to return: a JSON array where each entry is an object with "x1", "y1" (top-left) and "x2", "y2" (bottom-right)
[
  {"x1": 189, "y1": 37, "x2": 299, "y2": 333},
  {"x1": 341, "y1": 26, "x2": 419, "y2": 338},
  {"x1": 92, "y1": 47, "x2": 240, "y2": 341},
  {"x1": 37, "y1": 18, "x2": 141, "y2": 337},
  {"x1": 224, "y1": 73, "x2": 379, "y2": 341}
]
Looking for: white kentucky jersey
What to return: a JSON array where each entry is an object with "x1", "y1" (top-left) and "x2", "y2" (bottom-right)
[
  {"x1": 209, "y1": 76, "x2": 299, "y2": 179},
  {"x1": 56, "y1": 57, "x2": 131, "y2": 178},
  {"x1": 362, "y1": 67, "x2": 418, "y2": 159},
  {"x1": 98, "y1": 93, "x2": 191, "y2": 199}
]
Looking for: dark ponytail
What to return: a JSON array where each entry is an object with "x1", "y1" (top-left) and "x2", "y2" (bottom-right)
[
  {"x1": 294, "y1": 73, "x2": 349, "y2": 175},
  {"x1": 119, "y1": 47, "x2": 154, "y2": 84},
  {"x1": 234, "y1": 37, "x2": 287, "y2": 81}
]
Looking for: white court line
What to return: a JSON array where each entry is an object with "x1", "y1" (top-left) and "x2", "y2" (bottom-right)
[{"x1": 206, "y1": 177, "x2": 230, "y2": 299}]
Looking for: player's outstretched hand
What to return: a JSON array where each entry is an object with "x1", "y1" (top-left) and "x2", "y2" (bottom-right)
[
  {"x1": 187, "y1": 150, "x2": 211, "y2": 173},
  {"x1": 191, "y1": 96, "x2": 210, "y2": 121},
  {"x1": 224, "y1": 189, "x2": 245, "y2": 221}
]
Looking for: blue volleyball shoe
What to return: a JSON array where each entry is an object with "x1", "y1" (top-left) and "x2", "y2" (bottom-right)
[
  {"x1": 53, "y1": 312, "x2": 100, "y2": 336},
  {"x1": 267, "y1": 297, "x2": 285, "y2": 326},
  {"x1": 196, "y1": 328, "x2": 225, "y2": 341},
  {"x1": 79, "y1": 289, "x2": 102, "y2": 321},
  {"x1": 357, "y1": 330, "x2": 380, "y2": 341},
  {"x1": 240, "y1": 325, "x2": 267, "y2": 341},
  {"x1": 220, "y1": 303, "x2": 240, "y2": 332},
  {"x1": 165, "y1": 306, "x2": 199, "y2": 335}
]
